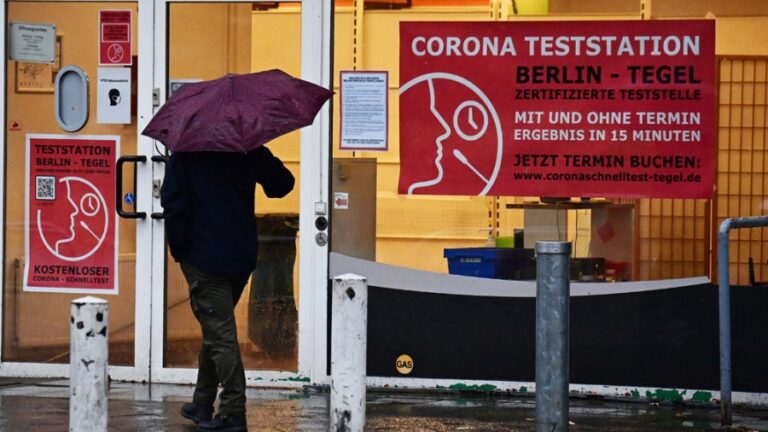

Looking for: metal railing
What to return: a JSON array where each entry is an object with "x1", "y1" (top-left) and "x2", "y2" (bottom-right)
[{"x1": 717, "y1": 216, "x2": 768, "y2": 426}]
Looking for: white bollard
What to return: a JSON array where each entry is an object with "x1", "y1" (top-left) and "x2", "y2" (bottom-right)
[
  {"x1": 70, "y1": 296, "x2": 109, "y2": 432},
  {"x1": 330, "y1": 274, "x2": 368, "y2": 432}
]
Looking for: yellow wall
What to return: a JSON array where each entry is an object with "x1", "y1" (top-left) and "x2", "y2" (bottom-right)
[
  {"x1": 169, "y1": 4, "x2": 252, "y2": 80},
  {"x1": 249, "y1": 9, "x2": 302, "y2": 215},
  {"x1": 717, "y1": 18, "x2": 768, "y2": 56}
]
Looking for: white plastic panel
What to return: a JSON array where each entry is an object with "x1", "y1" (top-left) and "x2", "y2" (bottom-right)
[{"x1": 54, "y1": 66, "x2": 89, "y2": 132}]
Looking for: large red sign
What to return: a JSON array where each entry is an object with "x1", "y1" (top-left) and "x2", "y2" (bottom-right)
[
  {"x1": 99, "y1": 10, "x2": 132, "y2": 66},
  {"x1": 24, "y1": 135, "x2": 119, "y2": 294},
  {"x1": 399, "y1": 20, "x2": 715, "y2": 198}
]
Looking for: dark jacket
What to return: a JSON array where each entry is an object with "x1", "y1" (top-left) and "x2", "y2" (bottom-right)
[{"x1": 160, "y1": 147, "x2": 295, "y2": 275}]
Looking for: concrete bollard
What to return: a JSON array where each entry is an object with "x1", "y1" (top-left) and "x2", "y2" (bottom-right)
[
  {"x1": 70, "y1": 296, "x2": 109, "y2": 432},
  {"x1": 535, "y1": 241, "x2": 571, "y2": 432},
  {"x1": 330, "y1": 274, "x2": 368, "y2": 432}
]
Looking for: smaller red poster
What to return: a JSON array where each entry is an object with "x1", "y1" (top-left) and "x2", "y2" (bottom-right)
[
  {"x1": 24, "y1": 135, "x2": 119, "y2": 294},
  {"x1": 99, "y1": 10, "x2": 132, "y2": 66}
]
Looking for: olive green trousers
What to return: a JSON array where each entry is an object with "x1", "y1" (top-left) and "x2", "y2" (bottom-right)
[{"x1": 181, "y1": 263, "x2": 250, "y2": 416}]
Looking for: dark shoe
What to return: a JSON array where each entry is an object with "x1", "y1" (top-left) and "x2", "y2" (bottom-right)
[
  {"x1": 197, "y1": 413, "x2": 248, "y2": 432},
  {"x1": 181, "y1": 402, "x2": 213, "y2": 424}
]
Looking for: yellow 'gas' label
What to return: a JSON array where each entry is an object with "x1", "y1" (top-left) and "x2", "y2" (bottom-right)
[{"x1": 396, "y1": 354, "x2": 414, "y2": 374}]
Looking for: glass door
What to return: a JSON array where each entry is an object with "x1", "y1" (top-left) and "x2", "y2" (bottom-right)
[
  {"x1": 150, "y1": 1, "x2": 332, "y2": 385},
  {"x1": 2, "y1": 1, "x2": 151, "y2": 382}
]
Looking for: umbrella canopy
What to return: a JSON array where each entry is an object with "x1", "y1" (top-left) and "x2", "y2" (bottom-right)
[{"x1": 142, "y1": 69, "x2": 333, "y2": 152}]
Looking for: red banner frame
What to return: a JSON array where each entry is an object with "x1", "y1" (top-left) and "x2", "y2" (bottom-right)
[{"x1": 398, "y1": 20, "x2": 715, "y2": 198}]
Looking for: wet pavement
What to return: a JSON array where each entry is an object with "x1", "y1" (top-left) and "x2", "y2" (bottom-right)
[{"x1": 0, "y1": 379, "x2": 767, "y2": 431}]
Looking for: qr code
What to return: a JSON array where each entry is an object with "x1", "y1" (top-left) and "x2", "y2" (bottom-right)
[{"x1": 35, "y1": 176, "x2": 56, "y2": 200}]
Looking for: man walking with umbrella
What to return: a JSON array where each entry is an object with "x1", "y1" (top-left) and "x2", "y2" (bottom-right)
[
  {"x1": 162, "y1": 147, "x2": 294, "y2": 431},
  {"x1": 148, "y1": 70, "x2": 332, "y2": 432}
]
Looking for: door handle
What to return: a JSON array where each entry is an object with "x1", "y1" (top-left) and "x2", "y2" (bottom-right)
[
  {"x1": 116, "y1": 155, "x2": 147, "y2": 219},
  {"x1": 150, "y1": 155, "x2": 168, "y2": 219}
]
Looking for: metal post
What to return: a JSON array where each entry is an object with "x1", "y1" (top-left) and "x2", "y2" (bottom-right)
[
  {"x1": 330, "y1": 274, "x2": 368, "y2": 432},
  {"x1": 70, "y1": 296, "x2": 109, "y2": 432},
  {"x1": 717, "y1": 215, "x2": 768, "y2": 426},
  {"x1": 718, "y1": 220, "x2": 733, "y2": 426},
  {"x1": 535, "y1": 241, "x2": 571, "y2": 432}
]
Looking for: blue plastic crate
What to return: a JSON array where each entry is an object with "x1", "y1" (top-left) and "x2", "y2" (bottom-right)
[{"x1": 444, "y1": 247, "x2": 534, "y2": 280}]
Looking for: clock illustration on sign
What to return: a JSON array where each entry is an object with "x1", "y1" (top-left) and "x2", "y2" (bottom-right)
[
  {"x1": 81, "y1": 193, "x2": 101, "y2": 217},
  {"x1": 454, "y1": 101, "x2": 489, "y2": 141}
]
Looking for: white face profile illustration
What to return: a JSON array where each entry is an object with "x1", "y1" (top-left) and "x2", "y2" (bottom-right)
[
  {"x1": 37, "y1": 176, "x2": 109, "y2": 261},
  {"x1": 400, "y1": 72, "x2": 503, "y2": 195}
]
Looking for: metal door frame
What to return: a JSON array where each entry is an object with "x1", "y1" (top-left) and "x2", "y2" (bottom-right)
[
  {"x1": 0, "y1": 0, "x2": 333, "y2": 386},
  {"x1": 148, "y1": 0, "x2": 333, "y2": 386}
]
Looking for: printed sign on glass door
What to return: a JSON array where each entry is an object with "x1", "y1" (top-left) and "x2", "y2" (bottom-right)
[{"x1": 24, "y1": 134, "x2": 119, "y2": 294}]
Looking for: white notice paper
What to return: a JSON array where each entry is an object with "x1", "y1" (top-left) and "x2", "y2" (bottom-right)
[
  {"x1": 340, "y1": 71, "x2": 388, "y2": 151},
  {"x1": 97, "y1": 67, "x2": 131, "y2": 124}
]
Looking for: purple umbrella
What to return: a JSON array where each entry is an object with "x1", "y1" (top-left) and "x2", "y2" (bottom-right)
[{"x1": 141, "y1": 69, "x2": 333, "y2": 152}]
